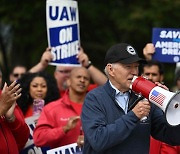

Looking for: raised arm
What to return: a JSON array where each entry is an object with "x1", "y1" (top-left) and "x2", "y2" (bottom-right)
[
  {"x1": 143, "y1": 43, "x2": 155, "y2": 60},
  {"x1": 0, "y1": 81, "x2": 29, "y2": 151},
  {"x1": 77, "y1": 47, "x2": 107, "y2": 85},
  {"x1": 29, "y1": 47, "x2": 53, "y2": 73}
]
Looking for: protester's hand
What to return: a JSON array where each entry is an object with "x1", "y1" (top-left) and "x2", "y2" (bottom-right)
[
  {"x1": 40, "y1": 47, "x2": 53, "y2": 67},
  {"x1": 63, "y1": 116, "x2": 80, "y2": 133},
  {"x1": 132, "y1": 99, "x2": 151, "y2": 119},
  {"x1": 155, "y1": 82, "x2": 169, "y2": 91},
  {"x1": 143, "y1": 43, "x2": 155, "y2": 60},
  {"x1": 76, "y1": 47, "x2": 90, "y2": 68},
  {"x1": 77, "y1": 135, "x2": 84, "y2": 148},
  {"x1": 0, "y1": 81, "x2": 22, "y2": 117}
]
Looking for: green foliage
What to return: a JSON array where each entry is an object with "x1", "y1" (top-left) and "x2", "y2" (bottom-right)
[
  {"x1": 0, "y1": 0, "x2": 179, "y2": 87},
  {"x1": 0, "y1": 1, "x2": 46, "y2": 71}
]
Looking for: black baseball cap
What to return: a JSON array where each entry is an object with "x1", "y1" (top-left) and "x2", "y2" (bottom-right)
[{"x1": 104, "y1": 43, "x2": 145, "y2": 65}]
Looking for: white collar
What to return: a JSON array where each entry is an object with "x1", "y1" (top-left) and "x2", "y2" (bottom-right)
[{"x1": 109, "y1": 80, "x2": 130, "y2": 96}]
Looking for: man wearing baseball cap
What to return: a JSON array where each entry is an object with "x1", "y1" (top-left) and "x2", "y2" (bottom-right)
[{"x1": 81, "y1": 43, "x2": 180, "y2": 154}]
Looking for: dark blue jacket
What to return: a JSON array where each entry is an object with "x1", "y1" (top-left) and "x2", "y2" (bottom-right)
[{"x1": 81, "y1": 81, "x2": 180, "y2": 154}]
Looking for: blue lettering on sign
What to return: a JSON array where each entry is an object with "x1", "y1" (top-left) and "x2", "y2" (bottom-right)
[
  {"x1": 49, "y1": 6, "x2": 59, "y2": 20},
  {"x1": 29, "y1": 123, "x2": 35, "y2": 140},
  {"x1": 60, "y1": 7, "x2": 69, "y2": 21},
  {"x1": 69, "y1": 7, "x2": 77, "y2": 21},
  {"x1": 20, "y1": 144, "x2": 50, "y2": 154},
  {"x1": 56, "y1": 146, "x2": 82, "y2": 154},
  {"x1": 49, "y1": 6, "x2": 77, "y2": 21}
]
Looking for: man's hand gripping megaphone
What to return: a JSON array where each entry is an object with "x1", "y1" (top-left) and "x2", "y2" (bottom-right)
[{"x1": 129, "y1": 76, "x2": 169, "y2": 122}]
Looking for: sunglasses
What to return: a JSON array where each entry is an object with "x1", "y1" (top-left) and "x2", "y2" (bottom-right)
[{"x1": 13, "y1": 73, "x2": 25, "y2": 78}]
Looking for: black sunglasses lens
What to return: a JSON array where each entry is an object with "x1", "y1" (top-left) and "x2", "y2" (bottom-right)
[
  {"x1": 13, "y1": 74, "x2": 19, "y2": 77},
  {"x1": 13, "y1": 73, "x2": 25, "y2": 77}
]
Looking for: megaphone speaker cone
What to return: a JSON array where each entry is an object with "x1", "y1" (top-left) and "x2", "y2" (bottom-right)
[
  {"x1": 165, "y1": 91, "x2": 180, "y2": 126},
  {"x1": 130, "y1": 76, "x2": 180, "y2": 126}
]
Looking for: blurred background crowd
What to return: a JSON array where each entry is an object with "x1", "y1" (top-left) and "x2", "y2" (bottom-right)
[{"x1": 0, "y1": 0, "x2": 179, "y2": 89}]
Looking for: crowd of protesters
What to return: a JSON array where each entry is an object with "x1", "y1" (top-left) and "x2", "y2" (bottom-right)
[{"x1": 0, "y1": 43, "x2": 180, "y2": 154}]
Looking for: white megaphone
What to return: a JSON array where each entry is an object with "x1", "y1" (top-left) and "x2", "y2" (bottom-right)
[{"x1": 130, "y1": 76, "x2": 180, "y2": 126}]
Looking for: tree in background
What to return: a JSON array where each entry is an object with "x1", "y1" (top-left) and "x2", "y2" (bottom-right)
[{"x1": 0, "y1": 0, "x2": 179, "y2": 87}]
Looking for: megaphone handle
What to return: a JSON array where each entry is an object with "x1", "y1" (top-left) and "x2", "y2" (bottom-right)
[
  {"x1": 140, "y1": 98, "x2": 148, "y2": 122},
  {"x1": 128, "y1": 96, "x2": 148, "y2": 122},
  {"x1": 128, "y1": 95, "x2": 144, "y2": 112}
]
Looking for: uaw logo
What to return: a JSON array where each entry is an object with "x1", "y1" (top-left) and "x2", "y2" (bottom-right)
[{"x1": 127, "y1": 46, "x2": 136, "y2": 55}]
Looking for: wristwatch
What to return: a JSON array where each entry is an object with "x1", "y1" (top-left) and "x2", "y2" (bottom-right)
[{"x1": 86, "y1": 61, "x2": 92, "y2": 69}]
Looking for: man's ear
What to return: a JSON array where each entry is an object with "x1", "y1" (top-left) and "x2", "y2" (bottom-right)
[{"x1": 107, "y1": 64, "x2": 115, "y2": 77}]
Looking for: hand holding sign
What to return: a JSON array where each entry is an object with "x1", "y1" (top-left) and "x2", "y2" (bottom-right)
[
  {"x1": 40, "y1": 47, "x2": 54, "y2": 65},
  {"x1": 76, "y1": 47, "x2": 91, "y2": 68},
  {"x1": 143, "y1": 43, "x2": 155, "y2": 60},
  {"x1": 76, "y1": 135, "x2": 84, "y2": 148}
]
